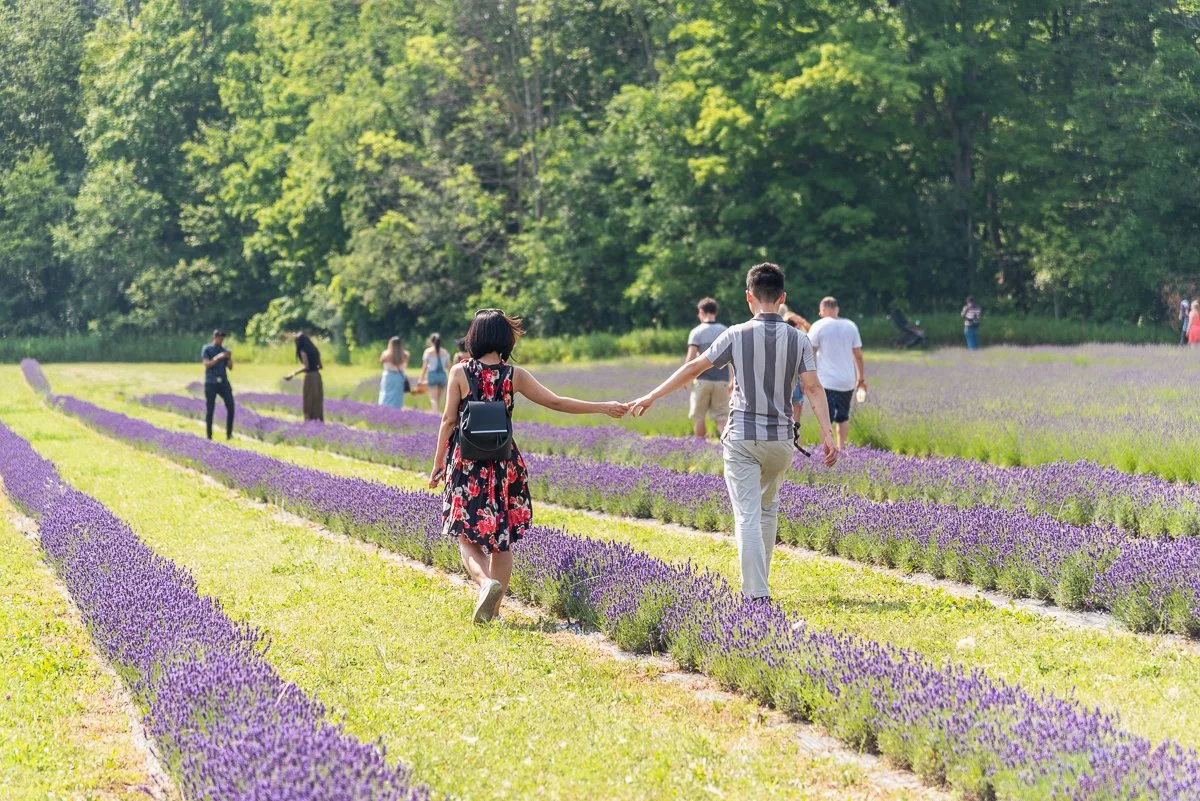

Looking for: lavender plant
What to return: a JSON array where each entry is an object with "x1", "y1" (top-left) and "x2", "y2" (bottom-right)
[
  {"x1": 141, "y1": 392, "x2": 1200, "y2": 635},
  {"x1": 21, "y1": 357, "x2": 51, "y2": 396},
  {"x1": 51, "y1": 391, "x2": 1200, "y2": 800},
  {"x1": 226, "y1": 390, "x2": 1200, "y2": 536},
  {"x1": 0, "y1": 419, "x2": 432, "y2": 801}
]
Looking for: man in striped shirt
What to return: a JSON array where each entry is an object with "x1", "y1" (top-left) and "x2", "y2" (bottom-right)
[{"x1": 630, "y1": 264, "x2": 837, "y2": 599}]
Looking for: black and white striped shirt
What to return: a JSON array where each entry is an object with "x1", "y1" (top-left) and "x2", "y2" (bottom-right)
[{"x1": 702, "y1": 312, "x2": 816, "y2": 441}]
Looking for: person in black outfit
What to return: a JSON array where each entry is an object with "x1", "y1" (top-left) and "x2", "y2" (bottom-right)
[
  {"x1": 201, "y1": 329, "x2": 235, "y2": 439},
  {"x1": 283, "y1": 331, "x2": 324, "y2": 421}
]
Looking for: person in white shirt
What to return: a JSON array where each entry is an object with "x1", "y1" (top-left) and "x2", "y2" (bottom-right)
[{"x1": 807, "y1": 296, "x2": 865, "y2": 450}]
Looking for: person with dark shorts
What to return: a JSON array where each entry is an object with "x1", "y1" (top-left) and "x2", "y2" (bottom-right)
[
  {"x1": 201, "y1": 329, "x2": 235, "y2": 440},
  {"x1": 807, "y1": 297, "x2": 865, "y2": 450},
  {"x1": 781, "y1": 308, "x2": 810, "y2": 424}
]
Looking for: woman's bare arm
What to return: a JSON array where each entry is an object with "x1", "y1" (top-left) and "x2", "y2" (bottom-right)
[
  {"x1": 514, "y1": 368, "x2": 627, "y2": 418},
  {"x1": 285, "y1": 350, "x2": 309, "y2": 380},
  {"x1": 429, "y1": 364, "x2": 467, "y2": 486}
]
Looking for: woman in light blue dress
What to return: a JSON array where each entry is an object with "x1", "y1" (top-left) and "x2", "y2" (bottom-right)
[
  {"x1": 418, "y1": 332, "x2": 452, "y2": 412},
  {"x1": 379, "y1": 336, "x2": 409, "y2": 408}
]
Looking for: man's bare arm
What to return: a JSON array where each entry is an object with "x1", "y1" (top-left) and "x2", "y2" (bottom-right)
[{"x1": 630, "y1": 357, "x2": 713, "y2": 415}]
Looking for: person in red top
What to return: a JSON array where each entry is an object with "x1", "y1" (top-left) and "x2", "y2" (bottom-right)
[
  {"x1": 1189, "y1": 301, "x2": 1200, "y2": 346},
  {"x1": 428, "y1": 309, "x2": 629, "y2": 623}
]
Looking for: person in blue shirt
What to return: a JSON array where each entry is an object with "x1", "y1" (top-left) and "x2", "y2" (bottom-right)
[{"x1": 201, "y1": 329, "x2": 235, "y2": 439}]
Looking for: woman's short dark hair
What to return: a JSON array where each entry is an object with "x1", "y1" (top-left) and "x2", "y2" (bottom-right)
[
  {"x1": 465, "y1": 309, "x2": 525, "y2": 360},
  {"x1": 746, "y1": 263, "x2": 785, "y2": 302}
]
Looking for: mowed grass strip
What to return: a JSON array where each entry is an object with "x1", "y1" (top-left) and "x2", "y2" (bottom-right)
[
  {"x1": 0, "y1": 500, "x2": 152, "y2": 801},
  {"x1": 75, "y1": 378, "x2": 1200, "y2": 751},
  {"x1": 0, "y1": 380, "x2": 922, "y2": 801}
]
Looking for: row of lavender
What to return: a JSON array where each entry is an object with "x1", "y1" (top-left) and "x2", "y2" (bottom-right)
[
  {"x1": 0, "y1": 420, "x2": 429, "y2": 799},
  {"x1": 228, "y1": 390, "x2": 1200, "y2": 537},
  {"x1": 145, "y1": 392, "x2": 1200, "y2": 636},
  {"x1": 55, "y1": 390, "x2": 1200, "y2": 801}
]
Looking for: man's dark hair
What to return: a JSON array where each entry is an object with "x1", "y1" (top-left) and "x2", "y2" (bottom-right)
[
  {"x1": 697, "y1": 297, "x2": 719, "y2": 316},
  {"x1": 746, "y1": 263, "x2": 785, "y2": 303},
  {"x1": 466, "y1": 309, "x2": 525, "y2": 360},
  {"x1": 965, "y1": 296, "x2": 975, "y2": 305}
]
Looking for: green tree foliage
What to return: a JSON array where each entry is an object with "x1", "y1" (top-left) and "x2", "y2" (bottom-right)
[
  {"x1": 1, "y1": 0, "x2": 1198, "y2": 339},
  {"x1": 0, "y1": 150, "x2": 73, "y2": 334}
]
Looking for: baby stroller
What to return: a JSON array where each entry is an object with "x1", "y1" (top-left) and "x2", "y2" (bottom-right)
[{"x1": 888, "y1": 309, "x2": 927, "y2": 349}]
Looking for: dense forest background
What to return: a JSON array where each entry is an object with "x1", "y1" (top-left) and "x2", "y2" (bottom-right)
[{"x1": 1, "y1": 0, "x2": 1199, "y2": 344}]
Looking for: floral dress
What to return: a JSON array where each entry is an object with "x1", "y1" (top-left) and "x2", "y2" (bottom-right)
[{"x1": 442, "y1": 360, "x2": 533, "y2": 552}]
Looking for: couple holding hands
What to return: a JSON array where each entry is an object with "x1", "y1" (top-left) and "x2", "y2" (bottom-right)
[{"x1": 429, "y1": 263, "x2": 839, "y2": 623}]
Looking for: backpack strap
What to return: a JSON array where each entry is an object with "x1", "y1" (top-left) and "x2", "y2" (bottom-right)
[
  {"x1": 463, "y1": 362, "x2": 479, "y2": 401},
  {"x1": 462, "y1": 362, "x2": 513, "y2": 405}
]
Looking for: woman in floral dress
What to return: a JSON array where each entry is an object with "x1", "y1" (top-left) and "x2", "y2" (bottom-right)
[{"x1": 429, "y1": 310, "x2": 629, "y2": 623}]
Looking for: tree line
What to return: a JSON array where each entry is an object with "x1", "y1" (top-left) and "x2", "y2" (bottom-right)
[{"x1": 1, "y1": 0, "x2": 1198, "y2": 344}]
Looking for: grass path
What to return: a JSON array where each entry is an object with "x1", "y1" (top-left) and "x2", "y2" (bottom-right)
[
  {"x1": 0, "y1": 497, "x2": 156, "y2": 800},
  {"x1": 0, "y1": 375, "x2": 929, "y2": 801},
  {"x1": 66, "y1": 380, "x2": 1200, "y2": 751}
]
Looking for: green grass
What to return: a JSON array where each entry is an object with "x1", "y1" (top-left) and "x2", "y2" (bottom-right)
[
  {"x1": 55, "y1": 371, "x2": 1200, "y2": 752},
  {"x1": 0, "y1": 502, "x2": 149, "y2": 800},
  {"x1": 0, "y1": 377, "x2": 919, "y2": 801}
]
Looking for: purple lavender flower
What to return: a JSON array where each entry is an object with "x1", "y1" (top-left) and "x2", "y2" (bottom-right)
[
  {"x1": 21, "y1": 358, "x2": 51, "y2": 395},
  {"x1": 140, "y1": 391, "x2": 1200, "y2": 636},
  {"x1": 229, "y1": 390, "x2": 1200, "y2": 536},
  {"x1": 50, "y1": 391, "x2": 1200, "y2": 799},
  {"x1": 0, "y1": 418, "x2": 432, "y2": 801}
]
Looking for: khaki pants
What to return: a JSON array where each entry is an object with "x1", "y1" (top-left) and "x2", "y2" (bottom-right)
[
  {"x1": 689, "y1": 379, "x2": 729, "y2": 422},
  {"x1": 722, "y1": 439, "x2": 794, "y2": 598}
]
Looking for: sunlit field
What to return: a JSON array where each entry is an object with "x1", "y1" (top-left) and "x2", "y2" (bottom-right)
[{"x1": 3, "y1": 346, "x2": 1200, "y2": 800}]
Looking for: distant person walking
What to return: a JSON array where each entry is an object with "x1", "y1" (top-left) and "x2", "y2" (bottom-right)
[
  {"x1": 429, "y1": 309, "x2": 629, "y2": 623},
  {"x1": 1181, "y1": 298, "x2": 1192, "y2": 346},
  {"x1": 378, "y1": 336, "x2": 410, "y2": 409},
  {"x1": 686, "y1": 298, "x2": 730, "y2": 439},
  {"x1": 781, "y1": 306, "x2": 811, "y2": 425},
  {"x1": 629, "y1": 264, "x2": 837, "y2": 601},
  {"x1": 808, "y1": 297, "x2": 865, "y2": 451},
  {"x1": 453, "y1": 336, "x2": 469, "y2": 366},
  {"x1": 1189, "y1": 301, "x2": 1200, "y2": 347},
  {"x1": 200, "y1": 329, "x2": 235, "y2": 440},
  {"x1": 284, "y1": 332, "x2": 324, "y2": 421},
  {"x1": 961, "y1": 297, "x2": 982, "y2": 350},
  {"x1": 419, "y1": 333, "x2": 452, "y2": 412}
]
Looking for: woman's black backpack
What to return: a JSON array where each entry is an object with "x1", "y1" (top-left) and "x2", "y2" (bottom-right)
[{"x1": 458, "y1": 365, "x2": 514, "y2": 461}]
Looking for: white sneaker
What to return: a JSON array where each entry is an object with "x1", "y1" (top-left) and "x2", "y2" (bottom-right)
[{"x1": 473, "y1": 580, "x2": 503, "y2": 624}]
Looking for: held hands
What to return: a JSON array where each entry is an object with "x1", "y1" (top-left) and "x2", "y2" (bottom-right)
[
  {"x1": 628, "y1": 395, "x2": 655, "y2": 417},
  {"x1": 601, "y1": 401, "x2": 632, "y2": 419}
]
